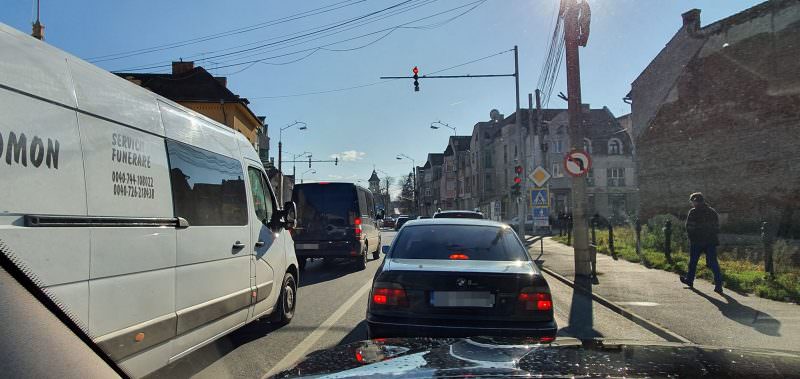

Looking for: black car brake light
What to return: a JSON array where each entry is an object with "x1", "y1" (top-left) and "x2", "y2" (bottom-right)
[
  {"x1": 371, "y1": 282, "x2": 409, "y2": 307},
  {"x1": 518, "y1": 287, "x2": 552, "y2": 311}
]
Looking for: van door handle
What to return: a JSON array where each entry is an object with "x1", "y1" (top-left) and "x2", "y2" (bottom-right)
[
  {"x1": 255, "y1": 241, "x2": 265, "y2": 247},
  {"x1": 232, "y1": 241, "x2": 246, "y2": 249}
]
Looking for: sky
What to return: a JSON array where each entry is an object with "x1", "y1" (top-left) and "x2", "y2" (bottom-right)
[{"x1": 2, "y1": 0, "x2": 761, "y2": 195}]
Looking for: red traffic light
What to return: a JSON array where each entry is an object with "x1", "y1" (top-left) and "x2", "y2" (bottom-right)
[
  {"x1": 412, "y1": 66, "x2": 419, "y2": 75},
  {"x1": 514, "y1": 177, "x2": 522, "y2": 184},
  {"x1": 515, "y1": 165, "x2": 523, "y2": 174}
]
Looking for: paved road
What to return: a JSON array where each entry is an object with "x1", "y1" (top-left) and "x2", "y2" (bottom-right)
[{"x1": 150, "y1": 230, "x2": 661, "y2": 379}]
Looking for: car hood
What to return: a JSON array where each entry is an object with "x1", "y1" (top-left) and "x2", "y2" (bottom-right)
[
  {"x1": 385, "y1": 258, "x2": 537, "y2": 275},
  {"x1": 275, "y1": 337, "x2": 800, "y2": 378}
]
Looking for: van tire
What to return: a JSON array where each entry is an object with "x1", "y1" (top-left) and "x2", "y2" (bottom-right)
[
  {"x1": 270, "y1": 272, "x2": 297, "y2": 325},
  {"x1": 372, "y1": 237, "x2": 381, "y2": 260},
  {"x1": 355, "y1": 244, "x2": 367, "y2": 270}
]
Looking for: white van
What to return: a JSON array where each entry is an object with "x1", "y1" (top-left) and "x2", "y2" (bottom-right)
[{"x1": 0, "y1": 23, "x2": 299, "y2": 377}]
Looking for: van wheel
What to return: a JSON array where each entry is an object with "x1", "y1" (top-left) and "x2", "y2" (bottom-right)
[
  {"x1": 355, "y1": 244, "x2": 367, "y2": 270},
  {"x1": 270, "y1": 272, "x2": 296, "y2": 325},
  {"x1": 372, "y1": 237, "x2": 381, "y2": 260}
]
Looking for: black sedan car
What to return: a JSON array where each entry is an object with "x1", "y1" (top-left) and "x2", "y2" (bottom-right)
[{"x1": 367, "y1": 219, "x2": 556, "y2": 339}]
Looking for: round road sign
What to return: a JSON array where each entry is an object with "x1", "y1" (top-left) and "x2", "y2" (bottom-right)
[{"x1": 564, "y1": 150, "x2": 592, "y2": 177}]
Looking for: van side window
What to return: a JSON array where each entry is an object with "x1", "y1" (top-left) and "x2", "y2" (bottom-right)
[
  {"x1": 166, "y1": 140, "x2": 247, "y2": 226},
  {"x1": 247, "y1": 167, "x2": 273, "y2": 223},
  {"x1": 357, "y1": 189, "x2": 368, "y2": 218}
]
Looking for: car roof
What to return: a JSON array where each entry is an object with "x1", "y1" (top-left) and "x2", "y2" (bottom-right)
[{"x1": 402, "y1": 218, "x2": 508, "y2": 227}]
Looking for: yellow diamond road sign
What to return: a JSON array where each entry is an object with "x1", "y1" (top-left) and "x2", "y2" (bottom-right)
[{"x1": 529, "y1": 166, "x2": 551, "y2": 187}]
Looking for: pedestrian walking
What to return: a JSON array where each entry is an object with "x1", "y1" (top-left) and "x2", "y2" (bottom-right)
[{"x1": 680, "y1": 192, "x2": 724, "y2": 294}]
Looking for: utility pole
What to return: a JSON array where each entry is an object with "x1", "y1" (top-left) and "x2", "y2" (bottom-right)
[
  {"x1": 514, "y1": 45, "x2": 526, "y2": 238},
  {"x1": 564, "y1": 0, "x2": 592, "y2": 276}
]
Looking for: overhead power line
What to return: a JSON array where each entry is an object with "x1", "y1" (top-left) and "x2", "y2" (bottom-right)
[
  {"x1": 88, "y1": 0, "x2": 365, "y2": 63},
  {"x1": 112, "y1": 0, "x2": 429, "y2": 72}
]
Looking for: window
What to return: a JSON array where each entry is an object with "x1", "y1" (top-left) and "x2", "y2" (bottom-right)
[
  {"x1": 587, "y1": 168, "x2": 595, "y2": 186},
  {"x1": 583, "y1": 138, "x2": 592, "y2": 154},
  {"x1": 552, "y1": 162, "x2": 563, "y2": 178},
  {"x1": 607, "y1": 168, "x2": 626, "y2": 187},
  {"x1": 609, "y1": 194, "x2": 627, "y2": 217},
  {"x1": 392, "y1": 225, "x2": 527, "y2": 261},
  {"x1": 554, "y1": 139, "x2": 563, "y2": 153},
  {"x1": 167, "y1": 140, "x2": 247, "y2": 226},
  {"x1": 608, "y1": 138, "x2": 623, "y2": 155},
  {"x1": 503, "y1": 145, "x2": 508, "y2": 163},
  {"x1": 247, "y1": 167, "x2": 274, "y2": 223},
  {"x1": 483, "y1": 150, "x2": 493, "y2": 168},
  {"x1": 485, "y1": 173, "x2": 493, "y2": 191}
]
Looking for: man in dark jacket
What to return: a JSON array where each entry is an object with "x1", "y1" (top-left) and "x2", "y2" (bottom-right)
[{"x1": 681, "y1": 192, "x2": 724, "y2": 293}]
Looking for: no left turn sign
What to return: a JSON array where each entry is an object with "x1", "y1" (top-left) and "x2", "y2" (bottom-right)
[{"x1": 564, "y1": 150, "x2": 591, "y2": 177}]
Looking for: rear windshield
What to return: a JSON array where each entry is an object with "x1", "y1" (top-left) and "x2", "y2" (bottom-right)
[
  {"x1": 292, "y1": 184, "x2": 357, "y2": 227},
  {"x1": 391, "y1": 225, "x2": 528, "y2": 261},
  {"x1": 433, "y1": 212, "x2": 483, "y2": 219}
]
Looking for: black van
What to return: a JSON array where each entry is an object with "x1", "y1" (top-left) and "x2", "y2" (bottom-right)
[{"x1": 292, "y1": 182, "x2": 382, "y2": 270}]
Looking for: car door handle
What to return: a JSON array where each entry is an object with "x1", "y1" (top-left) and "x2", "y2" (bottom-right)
[
  {"x1": 255, "y1": 241, "x2": 265, "y2": 247},
  {"x1": 232, "y1": 241, "x2": 246, "y2": 249}
]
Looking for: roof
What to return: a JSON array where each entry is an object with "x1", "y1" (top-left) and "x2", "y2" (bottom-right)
[
  {"x1": 116, "y1": 66, "x2": 261, "y2": 124},
  {"x1": 426, "y1": 153, "x2": 444, "y2": 166},
  {"x1": 368, "y1": 170, "x2": 380, "y2": 182}
]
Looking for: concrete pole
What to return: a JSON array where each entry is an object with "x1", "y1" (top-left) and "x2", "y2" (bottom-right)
[
  {"x1": 564, "y1": 0, "x2": 592, "y2": 276},
  {"x1": 514, "y1": 45, "x2": 526, "y2": 237}
]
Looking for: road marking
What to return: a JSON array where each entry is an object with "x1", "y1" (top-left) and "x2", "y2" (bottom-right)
[
  {"x1": 262, "y1": 280, "x2": 373, "y2": 379},
  {"x1": 617, "y1": 301, "x2": 660, "y2": 307}
]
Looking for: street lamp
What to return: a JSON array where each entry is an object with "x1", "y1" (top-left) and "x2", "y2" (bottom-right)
[
  {"x1": 430, "y1": 120, "x2": 456, "y2": 135},
  {"x1": 300, "y1": 169, "x2": 316, "y2": 184},
  {"x1": 396, "y1": 154, "x2": 417, "y2": 215},
  {"x1": 278, "y1": 121, "x2": 307, "y2": 202}
]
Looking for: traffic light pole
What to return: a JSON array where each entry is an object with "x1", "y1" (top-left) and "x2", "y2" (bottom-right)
[
  {"x1": 513, "y1": 46, "x2": 526, "y2": 238},
  {"x1": 564, "y1": 0, "x2": 592, "y2": 277}
]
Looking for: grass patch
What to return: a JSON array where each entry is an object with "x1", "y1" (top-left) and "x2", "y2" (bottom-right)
[{"x1": 549, "y1": 227, "x2": 800, "y2": 303}]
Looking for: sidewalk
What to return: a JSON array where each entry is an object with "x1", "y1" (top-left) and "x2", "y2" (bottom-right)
[{"x1": 529, "y1": 236, "x2": 800, "y2": 352}]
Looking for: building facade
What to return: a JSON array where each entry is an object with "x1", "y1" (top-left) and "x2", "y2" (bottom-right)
[{"x1": 629, "y1": 1, "x2": 800, "y2": 230}]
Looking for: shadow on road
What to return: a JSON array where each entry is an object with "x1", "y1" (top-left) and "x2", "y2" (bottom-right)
[
  {"x1": 690, "y1": 288, "x2": 781, "y2": 336},
  {"x1": 299, "y1": 259, "x2": 362, "y2": 287},
  {"x1": 558, "y1": 275, "x2": 603, "y2": 339},
  {"x1": 147, "y1": 321, "x2": 359, "y2": 379},
  {"x1": 338, "y1": 320, "x2": 369, "y2": 346}
]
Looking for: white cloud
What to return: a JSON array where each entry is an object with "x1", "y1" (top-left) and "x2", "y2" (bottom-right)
[{"x1": 330, "y1": 150, "x2": 366, "y2": 162}]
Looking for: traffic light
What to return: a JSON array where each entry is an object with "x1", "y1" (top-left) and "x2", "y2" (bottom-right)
[
  {"x1": 308, "y1": 156, "x2": 312, "y2": 168},
  {"x1": 413, "y1": 66, "x2": 419, "y2": 92},
  {"x1": 511, "y1": 165, "x2": 523, "y2": 196}
]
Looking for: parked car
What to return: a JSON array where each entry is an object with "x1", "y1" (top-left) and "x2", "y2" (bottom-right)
[
  {"x1": 394, "y1": 215, "x2": 410, "y2": 230},
  {"x1": 382, "y1": 217, "x2": 396, "y2": 229},
  {"x1": 0, "y1": 24, "x2": 299, "y2": 378},
  {"x1": 368, "y1": 219, "x2": 557, "y2": 339},
  {"x1": 292, "y1": 182, "x2": 382, "y2": 270},
  {"x1": 433, "y1": 210, "x2": 485, "y2": 219}
]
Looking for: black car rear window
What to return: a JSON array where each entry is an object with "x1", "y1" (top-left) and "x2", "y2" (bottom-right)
[
  {"x1": 391, "y1": 225, "x2": 528, "y2": 261},
  {"x1": 292, "y1": 183, "x2": 356, "y2": 227}
]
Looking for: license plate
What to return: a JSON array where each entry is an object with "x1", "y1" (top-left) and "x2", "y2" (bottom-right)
[
  {"x1": 431, "y1": 291, "x2": 495, "y2": 308},
  {"x1": 297, "y1": 244, "x2": 319, "y2": 250}
]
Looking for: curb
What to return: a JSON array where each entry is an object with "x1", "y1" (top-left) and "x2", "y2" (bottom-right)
[{"x1": 539, "y1": 264, "x2": 692, "y2": 344}]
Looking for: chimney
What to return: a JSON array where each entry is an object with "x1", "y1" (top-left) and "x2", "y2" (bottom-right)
[
  {"x1": 682, "y1": 9, "x2": 701, "y2": 33},
  {"x1": 215, "y1": 77, "x2": 227, "y2": 88},
  {"x1": 172, "y1": 61, "x2": 194, "y2": 75},
  {"x1": 31, "y1": 21, "x2": 44, "y2": 40},
  {"x1": 581, "y1": 103, "x2": 591, "y2": 112}
]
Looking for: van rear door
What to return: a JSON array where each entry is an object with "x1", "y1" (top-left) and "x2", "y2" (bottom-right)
[{"x1": 292, "y1": 183, "x2": 357, "y2": 242}]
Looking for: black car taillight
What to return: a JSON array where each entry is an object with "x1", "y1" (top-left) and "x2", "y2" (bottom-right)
[
  {"x1": 371, "y1": 283, "x2": 409, "y2": 307},
  {"x1": 518, "y1": 288, "x2": 552, "y2": 311}
]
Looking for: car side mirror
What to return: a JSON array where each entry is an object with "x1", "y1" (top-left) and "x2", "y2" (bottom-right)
[
  {"x1": 282, "y1": 201, "x2": 297, "y2": 230},
  {"x1": 381, "y1": 245, "x2": 390, "y2": 255}
]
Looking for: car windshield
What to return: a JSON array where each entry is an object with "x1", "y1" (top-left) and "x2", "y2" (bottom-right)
[
  {"x1": 1, "y1": 0, "x2": 799, "y2": 378},
  {"x1": 392, "y1": 224, "x2": 527, "y2": 261}
]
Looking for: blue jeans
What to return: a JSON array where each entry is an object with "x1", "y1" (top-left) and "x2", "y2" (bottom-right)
[{"x1": 686, "y1": 243, "x2": 723, "y2": 287}]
